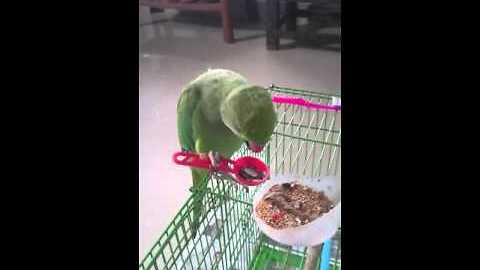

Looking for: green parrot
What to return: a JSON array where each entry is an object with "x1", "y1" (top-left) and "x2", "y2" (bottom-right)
[{"x1": 176, "y1": 69, "x2": 277, "y2": 238}]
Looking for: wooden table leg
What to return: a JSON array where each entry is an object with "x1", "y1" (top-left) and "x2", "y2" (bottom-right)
[
  {"x1": 221, "y1": 0, "x2": 234, "y2": 43},
  {"x1": 266, "y1": 0, "x2": 280, "y2": 50},
  {"x1": 150, "y1": 7, "x2": 164, "y2": 13},
  {"x1": 285, "y1": 0, "x2": 297, "y2": 32}
]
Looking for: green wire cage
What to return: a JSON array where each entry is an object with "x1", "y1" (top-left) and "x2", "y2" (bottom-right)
[{"x1": 140, "y1": 85, "x2": 341, "y2": 270}]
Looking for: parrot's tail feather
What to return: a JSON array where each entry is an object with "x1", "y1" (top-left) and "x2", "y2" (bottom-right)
[
  {"x1": 190, "y1": 169, "x2": 208, "y2": 239},
  {"x1": 192, "y1": 193, "x2": 203, "y2": 238}
]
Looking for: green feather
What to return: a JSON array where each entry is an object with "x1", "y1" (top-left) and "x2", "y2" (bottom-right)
[
  {"x1": 220, "y1": 85, "x2": 277, "y2": 145},
  {"x1": 176, "y1": 69, "x2": 276, "y2": 238}
]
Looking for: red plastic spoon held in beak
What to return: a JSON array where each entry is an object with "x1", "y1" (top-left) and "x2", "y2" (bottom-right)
[{"x1": 172, "y1": 151, "x2": 270, "y2": 186}]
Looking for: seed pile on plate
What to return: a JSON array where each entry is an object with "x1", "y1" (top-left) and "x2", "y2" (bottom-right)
[{"x1": 255, "y1": 182, "x2": 334, "y2": 229}]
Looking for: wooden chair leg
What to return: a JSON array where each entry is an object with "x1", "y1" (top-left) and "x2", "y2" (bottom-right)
[
  {"x1": 266, "y1": 0, "x2": 280, "y2": 50},
  {"x1": 221, "y1": 0, "x2": 234, "y2": 43}
]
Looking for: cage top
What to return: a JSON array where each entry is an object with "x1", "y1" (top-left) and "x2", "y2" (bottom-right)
[{"x1": 268, "y1": 85, "x2": 341, "y2": 100}]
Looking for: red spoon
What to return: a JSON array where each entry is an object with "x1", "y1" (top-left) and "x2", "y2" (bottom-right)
[{"x1": 172, "y1": 151, "x2": 270, "y2": 186}]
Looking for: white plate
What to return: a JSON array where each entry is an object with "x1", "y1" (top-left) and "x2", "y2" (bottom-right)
[{"x1": 252, "y1": 175, "x2": 341, "y2": 246}]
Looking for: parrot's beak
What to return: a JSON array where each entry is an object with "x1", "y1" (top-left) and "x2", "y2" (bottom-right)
[{"x1": 246, "y1": 141, "x2": 264, "y2": 153}]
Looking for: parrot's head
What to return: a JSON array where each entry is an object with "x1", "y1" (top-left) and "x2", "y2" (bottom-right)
[{"x1": 220, "y1": 85, "x2": 277, "y2": 153}]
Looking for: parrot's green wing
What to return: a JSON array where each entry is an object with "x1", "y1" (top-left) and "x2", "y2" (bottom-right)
[
  {"x1": 177, "y1": 86, "x2": 207, "y2": 239},
  {"x1": 177, "y1": 86, "x2": 201, "y2": 152}
]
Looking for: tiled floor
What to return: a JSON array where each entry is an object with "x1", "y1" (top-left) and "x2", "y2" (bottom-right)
[{"x1": 139, "y1": 7, "x2": 341, "y2": 259}]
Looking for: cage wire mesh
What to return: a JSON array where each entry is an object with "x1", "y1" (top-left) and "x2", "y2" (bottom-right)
[{"x1": 140, "y1": 86, "x2": 341, "y2": 270}]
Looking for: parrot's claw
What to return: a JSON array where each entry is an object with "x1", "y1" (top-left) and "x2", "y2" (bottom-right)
[{"x1": 208, "y1": 151, "x2": 222, "y2": 170}]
